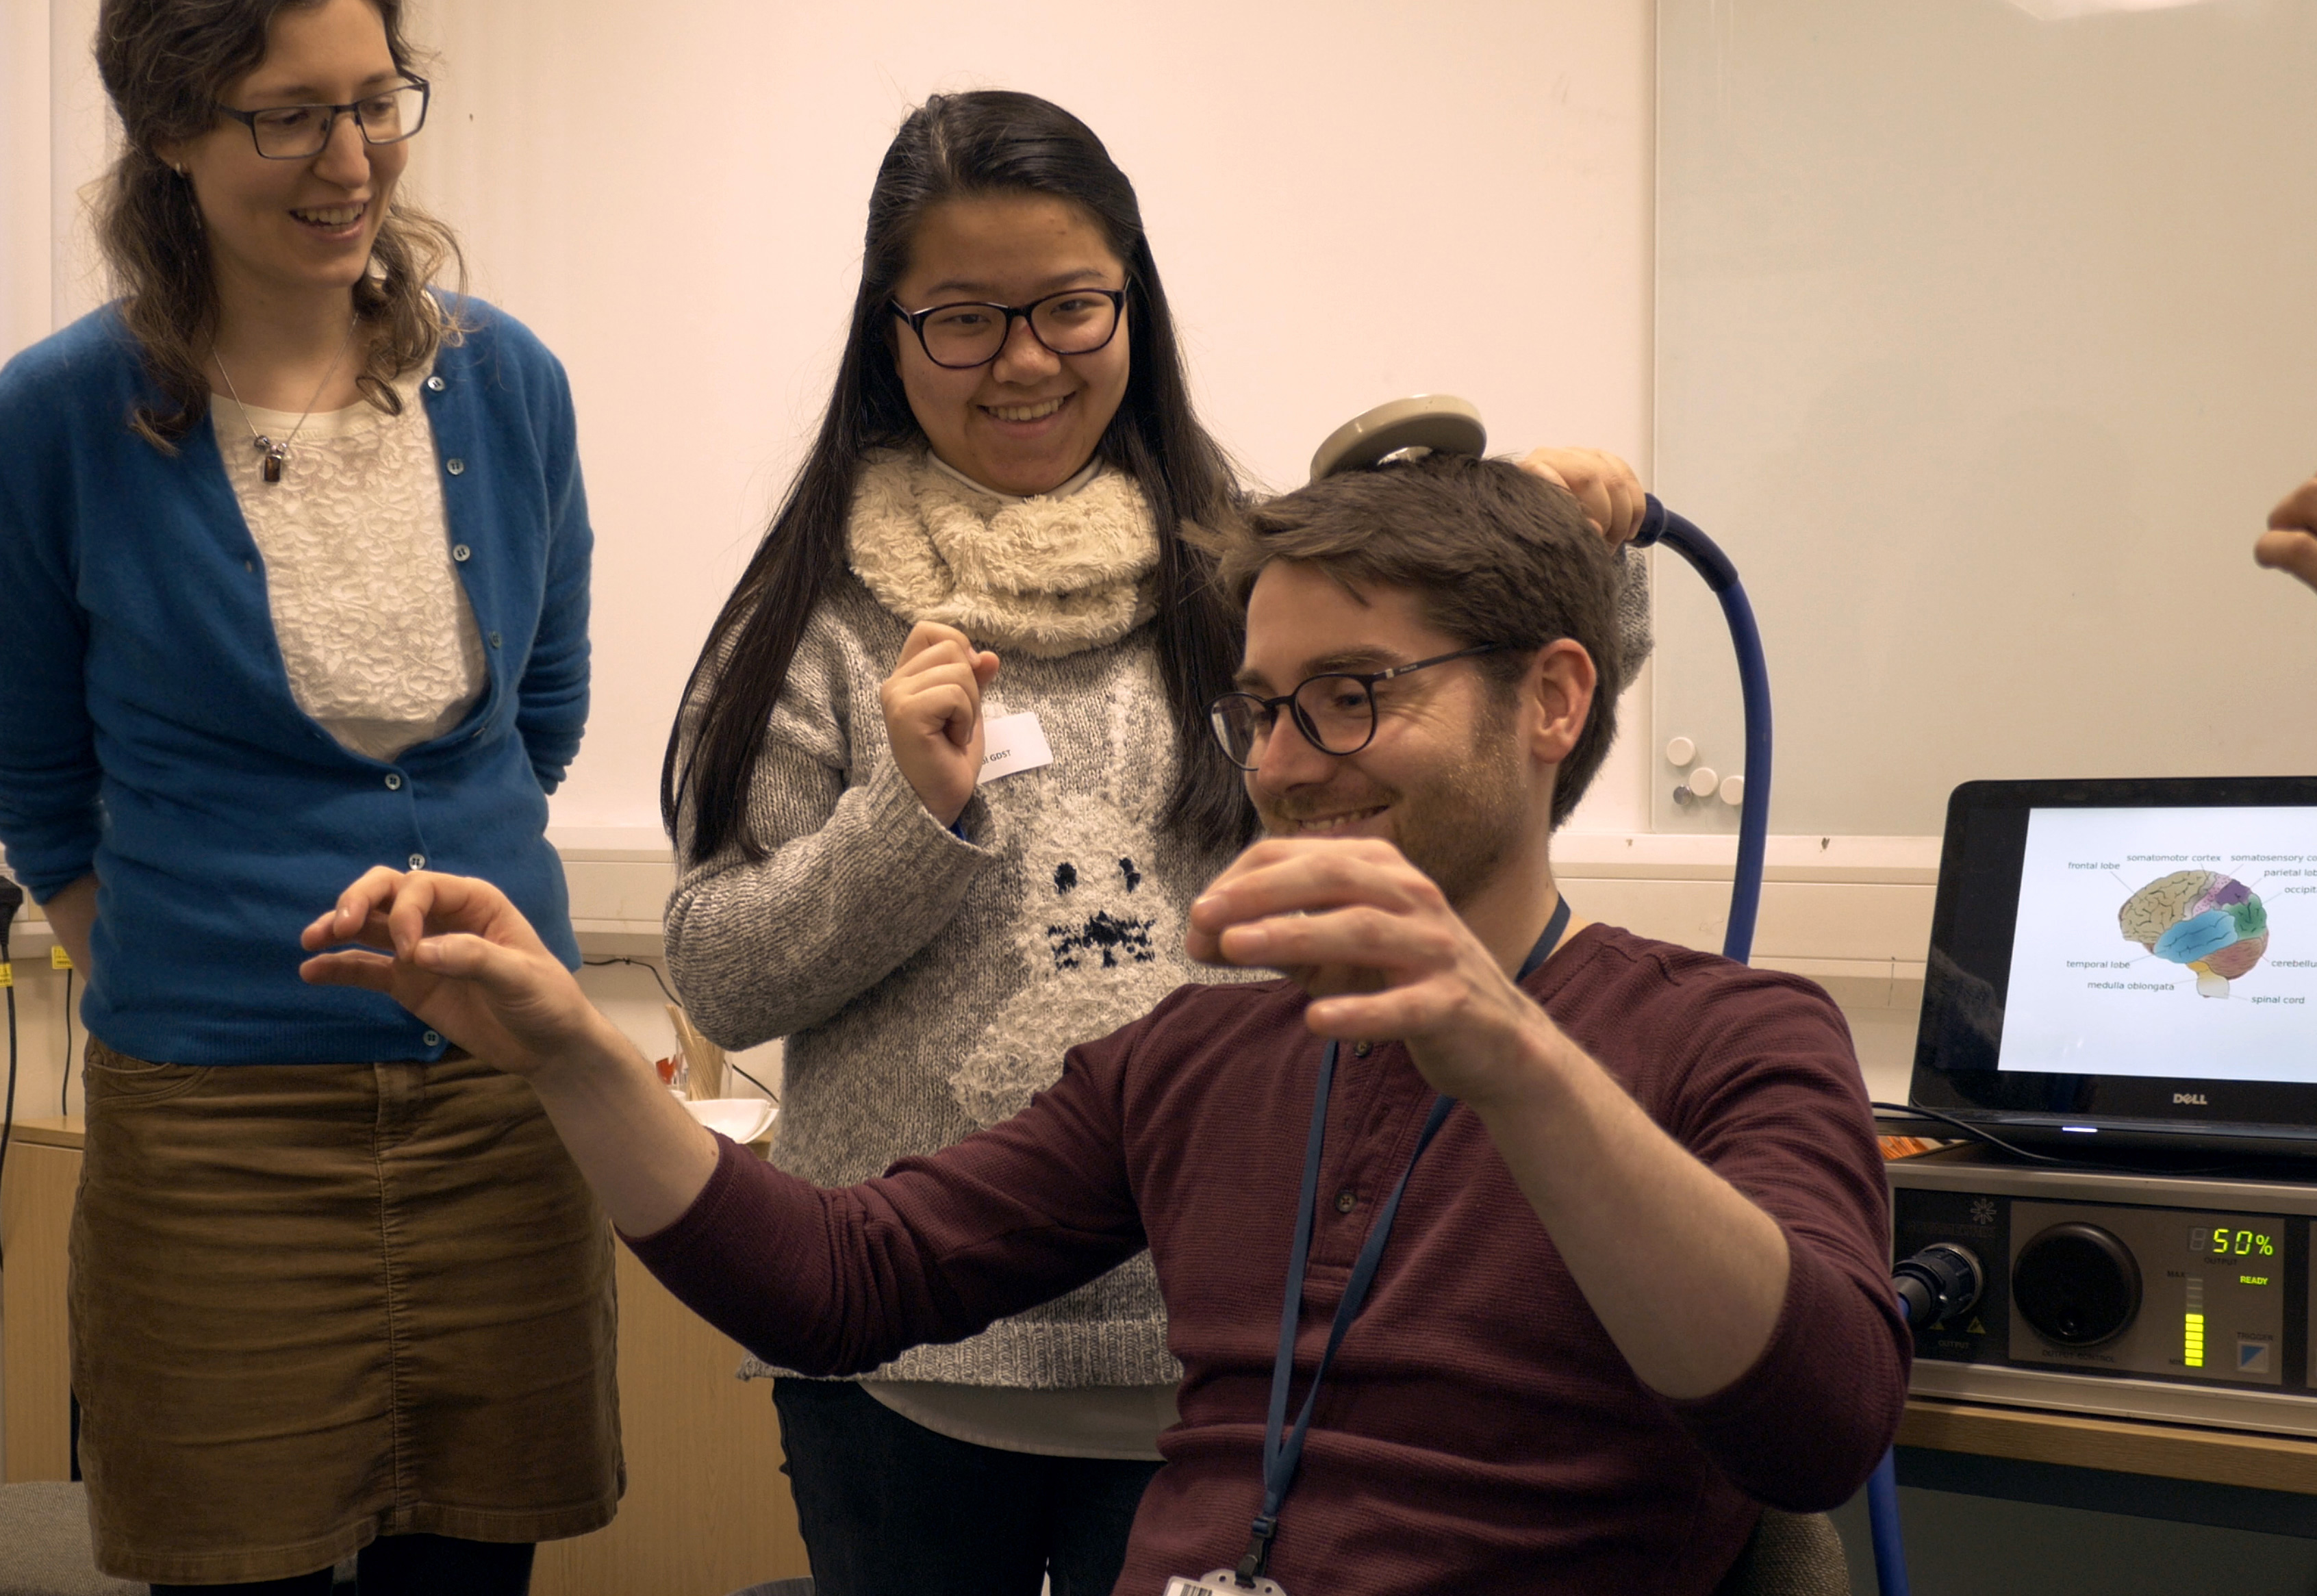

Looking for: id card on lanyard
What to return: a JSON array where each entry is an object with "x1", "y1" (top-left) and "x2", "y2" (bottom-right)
[{"x1": 1169, "y1": 898, "x2": 1572, "y2": 1596}]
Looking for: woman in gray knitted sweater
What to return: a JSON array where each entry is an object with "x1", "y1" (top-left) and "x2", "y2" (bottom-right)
[{"x1": 659, "y1": 90, "x2": 1649, "y2": 1596}]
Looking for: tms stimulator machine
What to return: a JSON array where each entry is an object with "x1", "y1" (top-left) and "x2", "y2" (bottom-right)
[{"x1": 1889, "y1": 776, "x2": 2317, "y2": 1443}]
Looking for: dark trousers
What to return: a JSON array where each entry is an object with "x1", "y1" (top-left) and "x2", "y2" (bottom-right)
[
  {"x1": 149, "y1": 1534, "x2": 535, "y2": 1595},
  {"x1": 774, "y1": 1378, "x2": 1161, "y2": 1596}
]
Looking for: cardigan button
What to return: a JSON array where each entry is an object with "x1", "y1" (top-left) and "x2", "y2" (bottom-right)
[
  {"x1": 452, "y1": 544, "x2": 471, "y2": 562},
  {"x1": 1352, "y1": 1041, "x2": 1372, "y2": 1058},
  {"x1": 422, "y1": 1030, "x2": 442, "y2": 1047},
  {"x1": 1335, "y1": 1190, "x2": 1358, "y2": 1214},
  {"x1": 383, "y1": 772, "x2": 403, "y2": 791},
  {"x1": 409, "y1": 852, "x2": 427, "y2": 870},
  {"x1": 425, "y1": 375, "x2": 446, "y2": 392},
  {"x1": 445, "y1": 458, "x2": 466, "y2": 476},
  {"x1": 488, "y1": 631, "x2": 502, "y2": 648}
]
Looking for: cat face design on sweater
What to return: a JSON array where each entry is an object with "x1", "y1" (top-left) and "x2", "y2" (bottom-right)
[
  {"x1": 949, "y1": 798, "x2": 1189, "y2": 1129},
  {"x1": 1046, "y1": 857, "x2": 1156, "y2": 972}
]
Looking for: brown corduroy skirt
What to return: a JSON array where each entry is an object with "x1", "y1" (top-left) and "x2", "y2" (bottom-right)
[{"x1": 70, "y1": 1039, "x2": 623, "y2": 1585}]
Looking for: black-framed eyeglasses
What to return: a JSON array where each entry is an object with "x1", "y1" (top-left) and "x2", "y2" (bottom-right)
[
  {"x1": 1206, "y1": 644, "x2": 1506, "y2": 771},
  {"x1": 889, "y1": 287, "x2": 1127, "y2": 370},
  {"x1": 216, "y1": 77, "x2": 430, "y2": 160}
]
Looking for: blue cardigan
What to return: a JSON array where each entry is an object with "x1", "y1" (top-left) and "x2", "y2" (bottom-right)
[{"x1": 0, "y1": 301, "x2": 590, "y2": 1065}]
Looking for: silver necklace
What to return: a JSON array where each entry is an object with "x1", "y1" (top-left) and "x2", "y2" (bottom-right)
[{"x1": 212, "y1": 318, "x2": 357, "y2": 484}]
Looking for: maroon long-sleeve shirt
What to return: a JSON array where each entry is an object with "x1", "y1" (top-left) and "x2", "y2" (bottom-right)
[{"x1": 627, "y1": 924, "x2": 1910, "y2": 1595}]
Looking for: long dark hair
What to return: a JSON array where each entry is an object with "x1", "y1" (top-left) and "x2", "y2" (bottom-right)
[
  {"x1": 663, "y1": 90, "x2": 1251, "y2": 864},
  {"x1": 93, "y1": 0, "x2": 464, "y2": 449}
]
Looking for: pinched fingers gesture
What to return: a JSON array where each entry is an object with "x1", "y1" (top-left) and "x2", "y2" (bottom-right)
[
  {"x1": 2259, "y1": 476, "x2": 2317, "y2": 595},
  {"x1": 881, "y1": 621, "x2": 1002, "y2": 826},
  {"x1": 1518, "y1": 446, "x2": 1645, "y2": 548},
  {"x1": 298, "y1": 867, "x2": 601, "y2": 1079},
  {"x1": 1186, "y1": 837, "x2": 1552, "y2": 1105}
]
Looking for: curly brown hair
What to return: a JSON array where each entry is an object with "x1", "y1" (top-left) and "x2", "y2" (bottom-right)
[{"x1": 92, "y1": 0, "x2": 465, "y2": 451}]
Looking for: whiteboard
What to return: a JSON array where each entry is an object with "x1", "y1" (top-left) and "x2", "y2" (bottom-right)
[{"x1": 1654, "y1": 0, "x2": 2317, "y2": 839}]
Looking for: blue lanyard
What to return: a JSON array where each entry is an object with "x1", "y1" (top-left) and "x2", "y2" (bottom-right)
[{"x1": 1235, "y1": 898, "x2": 1573, "y2": 1587}]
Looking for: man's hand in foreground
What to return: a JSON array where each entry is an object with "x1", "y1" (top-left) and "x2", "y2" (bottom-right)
[
  {"x1": 1185, "y1": 836, "x2": 1558, "y2": 1111},
  {"x1": 1186, "y1": 835, "x2": 1791, "y2": 1399},
  {"x1": 301, "y1": 869, "x2": 717, "y2": 1235},
  {"x1": 299, "y1": 867, "x2": 616, "y2": 1078}
]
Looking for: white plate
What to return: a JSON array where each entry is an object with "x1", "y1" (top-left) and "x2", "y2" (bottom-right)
[{"x1": 683, "y1": 1097, "x2": 778, "y2": 1145}]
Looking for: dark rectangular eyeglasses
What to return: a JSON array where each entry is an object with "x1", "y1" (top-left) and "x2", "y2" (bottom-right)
[{"x1": 216, "y1": 78, "x2": 430, "y2": 160}]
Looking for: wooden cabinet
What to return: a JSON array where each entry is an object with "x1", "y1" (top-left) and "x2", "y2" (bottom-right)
[
  {"x1": 0, "y1": 1117, "x2": 77, "y2": 1484},
  {"x1": 1, "y1": 1117, "x2": 811, "y2": 1596},
  {"x1": 533, "y1": 1245, "x2": 811, "y2": 1596}
]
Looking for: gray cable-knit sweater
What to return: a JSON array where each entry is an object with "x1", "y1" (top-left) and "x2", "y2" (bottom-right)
[{"x1": 663, "y1": 455, "x2": 1652, "y2": 1391}]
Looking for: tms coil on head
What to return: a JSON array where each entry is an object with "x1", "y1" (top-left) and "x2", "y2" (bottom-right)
[
  {"x1": 1305, "y1": 393, "x2": 1774, "y2": 967},
  {"x1": 1308, "y1": 395, "x2": 1488, "y2": 481}
]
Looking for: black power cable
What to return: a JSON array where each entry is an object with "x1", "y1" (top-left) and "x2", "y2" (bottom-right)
[
  {"x1": 0, "y1": 872, "x2": 25, "y2": 1270},
  {"x1": 60, "y1": 965, "x2": 73, "y2": 1114},
  {"x1": 585, "y1": 954, "x2": 677, "y2": 1005},
  {"x1": 1872, "y1": 1100, "x2": 2255, "y2": 1179},
  {"x1": 582, "y1": 955, "x2": 777, "y2": 1103}
]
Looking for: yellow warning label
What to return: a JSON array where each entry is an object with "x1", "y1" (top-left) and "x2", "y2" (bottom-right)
[
  {"x1": 1966, "y1": 1319, "x2": 1987, "y2": 1336},
  {"x1": 0, "y1": 961, "x2": 12, "y2": 987},
  {"x1": 50, "y1": 946, "x2": 71, "y2": 970}
]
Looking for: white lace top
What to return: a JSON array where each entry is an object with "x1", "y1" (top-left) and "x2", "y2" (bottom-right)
[{"x1": 213, "y1": 366, "x2": 486, "y2": 763}]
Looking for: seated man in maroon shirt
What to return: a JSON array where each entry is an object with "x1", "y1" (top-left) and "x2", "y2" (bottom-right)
[{"x1": 303, "y1": 453, "x2": 1909, "y2": 1596}]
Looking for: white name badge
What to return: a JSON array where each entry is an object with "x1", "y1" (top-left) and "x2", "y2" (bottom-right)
[
  {"x1": 1163, "y1": 1574, "x2": 1287, "y2": 1596},
  {"x1": 977, "y1": 711, "x2": 1054, "y2": 786}
]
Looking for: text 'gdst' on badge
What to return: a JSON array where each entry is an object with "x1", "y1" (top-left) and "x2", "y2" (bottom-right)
[{"x1": 977, "y1": 710, "x2": 1055, "y2": 787}]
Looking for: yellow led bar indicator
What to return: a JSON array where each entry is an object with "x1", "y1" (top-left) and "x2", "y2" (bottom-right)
[{"x1": 2186, "y1": 1312, "x2": 2206, "y2": 1369}]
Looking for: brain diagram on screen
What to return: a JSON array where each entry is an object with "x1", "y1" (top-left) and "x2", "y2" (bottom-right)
[{"x1": 2119, "y1": 871, "x2": 2270, "y2": 998}]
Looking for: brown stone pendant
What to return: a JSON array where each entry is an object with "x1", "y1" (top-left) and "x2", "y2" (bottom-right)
[
  {"x1": 253, "y1": 435, "x2": 287, "y2": 483},
  {"x1": 262, "y1": 451, "x2": 283, "y2": 484}
]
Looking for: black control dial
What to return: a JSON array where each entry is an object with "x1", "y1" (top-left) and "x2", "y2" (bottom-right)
[{"x1": 2012, "y1": 1222, "x2": 2142, "y2": 1347}]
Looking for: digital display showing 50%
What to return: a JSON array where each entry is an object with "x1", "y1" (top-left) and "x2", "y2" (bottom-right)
[{"x1": 2188, "y1": 1224, "x2": 2277, "y2": 1258}]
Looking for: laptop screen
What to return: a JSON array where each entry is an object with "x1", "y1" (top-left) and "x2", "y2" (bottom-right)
[
  {"x1": 1911, "y1": 778, "x2": 2317, "y2": 1150},
  {"x1": 1999, "y1": 805, "x2": 2316, "y2": 1084}
]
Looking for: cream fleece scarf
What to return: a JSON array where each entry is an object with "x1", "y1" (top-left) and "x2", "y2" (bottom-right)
[{"x1": 846, "y1": 451, "x2": 1160, "y2": 658}]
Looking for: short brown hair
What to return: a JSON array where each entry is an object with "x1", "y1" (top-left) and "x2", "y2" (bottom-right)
[{"x1": 1217, "y1": 453, "x2": 1625, "y2": 828}]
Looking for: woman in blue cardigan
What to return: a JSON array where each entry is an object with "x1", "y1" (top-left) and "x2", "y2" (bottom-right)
[{"x1": 0, "y1": 2, "x2": 611, "y2": 1591}]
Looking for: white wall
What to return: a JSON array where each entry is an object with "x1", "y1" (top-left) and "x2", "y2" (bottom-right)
[
  {"x1": 0, "y1": 3, "x2": 51, "y2": 350},
  {"x1": 399, "y1": 0, "x2": 1660, "y2": 834}
]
